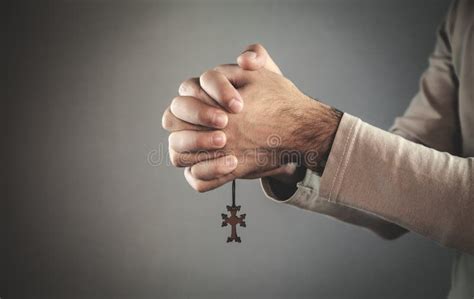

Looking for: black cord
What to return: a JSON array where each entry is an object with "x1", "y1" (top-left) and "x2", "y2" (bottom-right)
[{"x1": 232, "y1": 180, "x2": 236, "y2": 207}]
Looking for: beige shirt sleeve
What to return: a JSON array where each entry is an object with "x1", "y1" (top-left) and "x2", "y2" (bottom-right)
[{"x1": 319, "y1": 113, "x2": 473, "y2": 254}]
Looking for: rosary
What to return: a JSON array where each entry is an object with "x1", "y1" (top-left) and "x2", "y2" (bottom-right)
[{"x1": 221, "y1": 180, "x2": 246, "y2": 243}]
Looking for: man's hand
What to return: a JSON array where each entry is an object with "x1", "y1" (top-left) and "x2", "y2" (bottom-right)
[
  {"x1": 162, "y1": 44, "x2": 342, "y2": 192},
  {"x1": 163, "y1": 45, "x2": 297, "y2": 190}
]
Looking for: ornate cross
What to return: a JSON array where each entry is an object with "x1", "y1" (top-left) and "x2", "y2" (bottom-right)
[{"x1": 221, "y1": 180, "x2": 246, "y2": 243}]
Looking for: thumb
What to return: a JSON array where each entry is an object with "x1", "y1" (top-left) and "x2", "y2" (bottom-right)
[{"x1": 236, "y1": 43, "x2": 282, "y2": 75}]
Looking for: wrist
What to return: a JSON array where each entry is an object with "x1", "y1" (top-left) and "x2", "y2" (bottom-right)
[{"x1": 288, "y1": 97, "x2": 343, "y2": 173}]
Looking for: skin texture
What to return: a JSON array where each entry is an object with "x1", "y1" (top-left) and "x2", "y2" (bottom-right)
[{"x1": 162, "y1": 44, "x2": 342, "y2": 192}]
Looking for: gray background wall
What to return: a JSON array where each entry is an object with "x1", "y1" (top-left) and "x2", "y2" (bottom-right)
[{"x1": 4, "y1": 0, "x2": 454, "y2": 298}]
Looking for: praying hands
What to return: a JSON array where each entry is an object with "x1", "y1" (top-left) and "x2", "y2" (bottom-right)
[{"x1": 162, "y1": 44, "x2": 342, "y2": 192}]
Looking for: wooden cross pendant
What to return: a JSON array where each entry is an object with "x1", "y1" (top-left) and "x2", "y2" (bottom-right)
[{"x1": 221, "y1": 180, "x2": 246, "y2": 243}]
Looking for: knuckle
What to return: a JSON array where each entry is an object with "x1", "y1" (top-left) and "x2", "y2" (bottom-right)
[
  {"x1": 213, "y1": 64, "x2": 226, "y2": 73},
  {"x1": 189, "y1": 166, "x2": 200, "y2": 179},
  {"x1": 170, "y1": 96, "x2": 181, "y2": 111},
  {"x1": 168, "y1": 133, "x2": 174, "y2": 145},
  {"x1": 168, "y1": 133, "x2": 180, "y2": 151},
  {"x1": 217, "y1": 161, "x2": 231, "y2": 175},
  {"x1": 200, "y1": 69, "x2": 217, "y2": 82},
  {"x1": 162, "y1": 109, "x2": 173, "y2": 130},
  {"x1": 169, "y1": 151, "x2": 179, "y2": 167},
  {"x1": 197, "y1": 107, "x2": 213, "y2": 124},
  {"x1": 199, "y1": 70, "x2": 211, "y2": 81},
  {"x1": 179, "y1": 78, "x2": 198, "y2": 96},
  {"x1": 194, "y1": 182, "x2": 208, "y2": 193},
  {"x1": 250, "y1": 43, "x2": 263, "y2": 50},
  {"x1": 195, "y1": 134, "x2": 210, "y2": 149},
  {"x1": 220, "y1": 90, "x2": 235, "y2": 102},
  {"x1": 169, "y1": 151, "x2": 183, "y2": 167}
]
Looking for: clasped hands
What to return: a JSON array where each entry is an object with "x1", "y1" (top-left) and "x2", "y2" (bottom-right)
[{"x1": 162, "y1": 44, "x2": 340, "y2": 192}]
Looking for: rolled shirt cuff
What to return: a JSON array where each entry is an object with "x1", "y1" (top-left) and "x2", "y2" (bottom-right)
[
  {"x1": 260, "y1": 113, "x2": 359, "y2": 206},
  {"x1": 259, "y1": 113, "x2": 376, "y2": 220}
]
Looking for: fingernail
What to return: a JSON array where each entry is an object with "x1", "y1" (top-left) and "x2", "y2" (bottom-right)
[
  {"x1": 229, "y1": 98, "x2": 243, "y2": 113},
  {"x1": 212, "y1": 133, "x2": 226, "y2": 146},
  {"x1": 214, "y1": 111, "x2": 228, "y2": 128},
  {"x1": 241, "y1": 51, "x2": 257, "y2": 60}
]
